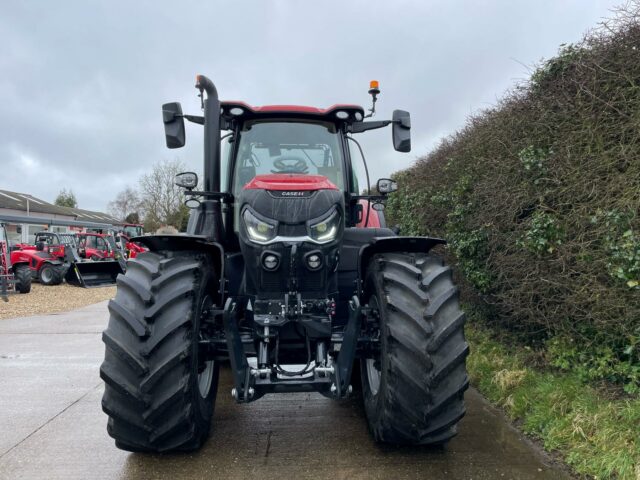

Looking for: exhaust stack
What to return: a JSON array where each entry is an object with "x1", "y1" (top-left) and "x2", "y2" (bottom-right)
[{"x1": 193, "y1": 74, "x2": 224, "y2": 243}]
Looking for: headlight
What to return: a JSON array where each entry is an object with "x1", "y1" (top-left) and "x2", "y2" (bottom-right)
[
  {"x1": 243, "y1": 208, "x2": 277, "y2": 243},
  {"x1": 309, "y1": 209, "x2": 340, "y2": 244}
]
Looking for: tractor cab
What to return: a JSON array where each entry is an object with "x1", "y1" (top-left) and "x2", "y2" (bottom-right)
[
  {"x1": 76, "y1": 233, "x2": 117, "y2": 260},
  {"x1": 33, "y1": 232, "x2": 76, "y2": 258}
]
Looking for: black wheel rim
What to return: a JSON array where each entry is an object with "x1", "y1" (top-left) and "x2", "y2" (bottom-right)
[
  {"x1": 197, "y1": 294, "x2": 214, "y2": 398},
  {"x1": 40, "y1": 267, "x2": 52, "y2": 283},
  {"x1": 365, "y1": 295, "x2": 382, "y2": 396}
]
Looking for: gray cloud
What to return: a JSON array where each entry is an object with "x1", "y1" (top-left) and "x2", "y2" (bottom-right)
[{"x1": 0, "y1": 0, "x2": 619, "y2": 210}]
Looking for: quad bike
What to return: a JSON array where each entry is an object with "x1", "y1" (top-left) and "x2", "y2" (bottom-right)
[
  {"x1": 101, "y1": 76, "x2": 469, "y2": 452},
  {"x1": 0, "y1": 223, "x2": 31, "y2": 301}
]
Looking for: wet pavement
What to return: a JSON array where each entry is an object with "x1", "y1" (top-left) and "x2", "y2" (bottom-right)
[{"x1": 0, "y1": 301, "x2": 569, "y2": 480}]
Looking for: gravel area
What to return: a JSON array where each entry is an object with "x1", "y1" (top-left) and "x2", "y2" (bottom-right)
[{"x1": 0, "y1": 283, "x2": 115, "y2": 320}]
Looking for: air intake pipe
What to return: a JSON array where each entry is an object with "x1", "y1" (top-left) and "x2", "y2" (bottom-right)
[{"x1": 194, "y1": 74, "x2": 224, "y2": 243}]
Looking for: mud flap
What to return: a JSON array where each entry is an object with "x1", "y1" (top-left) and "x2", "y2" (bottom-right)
[{"x1": 65, "y1": 260, "x2": 124, "y2": 288}]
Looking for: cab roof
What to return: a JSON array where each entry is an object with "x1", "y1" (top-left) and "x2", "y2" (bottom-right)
[{"x1": 221, "y1": 101, "x2": 365, "y2": 124}]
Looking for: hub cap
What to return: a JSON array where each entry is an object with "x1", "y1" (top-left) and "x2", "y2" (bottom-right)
[
  {"x1": 197, "y1": 294, "x2": 215, "y2": 398},
  {"x1": 40, "y1": 267, "x2": 52, "y2": 283}
]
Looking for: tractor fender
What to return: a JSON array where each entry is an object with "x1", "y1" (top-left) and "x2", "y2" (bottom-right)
[
  {"x1": 132, "y1": 234, "x2": 225, "y2": 298},
  {"x1": 41, "y1": 258, "x2": 63, "y2": 266},
  {"x1": 357, "y1": 236, "x2": 446, "y2": 298},
  {"x1": 10, "y1": 261, "x2": 29, "y2": 272}
]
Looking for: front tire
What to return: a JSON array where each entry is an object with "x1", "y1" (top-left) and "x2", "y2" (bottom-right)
[
  {"x1": 361, "y1": 252, "x2": 469, "y2": 446},
  {"x1": 14, "y1": 265, "x2": 32, "y2": 293},
  {"x1": 100, "y1": 251, "x2": 220, "y2": 452},
  {"x1": 39, "y1": 263, "x2": 63, "y2": 285}
]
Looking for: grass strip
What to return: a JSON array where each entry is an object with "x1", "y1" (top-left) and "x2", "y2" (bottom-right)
[{"x1": 467, "y1": 320, "x2": 640, "y2": 479}]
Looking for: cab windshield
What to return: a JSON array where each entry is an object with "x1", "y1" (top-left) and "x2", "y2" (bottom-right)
[
  {"x1": 123, "y1": 226, "x2": 143, "y2": 237},
  {"x1": 232, "y1": 121, "x2": 345, "y2": 194}
]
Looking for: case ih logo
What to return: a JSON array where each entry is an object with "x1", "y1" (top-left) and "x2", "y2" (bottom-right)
[{"x1": 270, "y1": 190, "x2": 311, "y2": 197}]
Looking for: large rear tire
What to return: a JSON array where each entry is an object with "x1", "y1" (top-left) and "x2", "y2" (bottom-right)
[
  {"x1": 38, "y1": 263, "x2": 63, "y2": 285},
  {"x1": 361, "y1": 252, "x2": 469, "y2": 446},
  {"x1": 14, "y1": 265, "x2": 31, "y2": 293},
  {"x1": 100, "y1": 251, "x2": 219, "y2": 452}
]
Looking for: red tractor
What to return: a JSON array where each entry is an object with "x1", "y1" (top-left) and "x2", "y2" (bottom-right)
[
  {"x1": 114, "y1": 225, "x2": 147, "y2": 259},
  {"x1": 119, "y1": 234, "x2": 146, "y2": 259},
  {"x1": 76, "y1": 233, "x2": 118, "y2": 260},
  {"x1": 0, "y1": 223, "x2": 31, "y2": 300},
  {"x1": 101, "y1": 76, "x2": 468, "y2": 453},
  {"x1": 11, "y1": 231, "x2": 69, "y2": 285}
]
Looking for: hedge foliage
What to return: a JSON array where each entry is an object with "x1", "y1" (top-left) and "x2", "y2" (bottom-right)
[{"x1": 386, "y1": 5, "x2": 640, "y2": 393}]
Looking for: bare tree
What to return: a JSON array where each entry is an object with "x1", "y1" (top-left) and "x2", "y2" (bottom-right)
[
  {"x1": 108, "y1": 186, "x2": 143, "y2": 222},
  {"x1": 139, "y1": 159, "x2": 189, "y2": 232}
]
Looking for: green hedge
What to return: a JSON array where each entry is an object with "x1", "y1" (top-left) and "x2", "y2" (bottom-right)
[{"x1": 386, "y1": 6, "x2": 640, "y2": 393}]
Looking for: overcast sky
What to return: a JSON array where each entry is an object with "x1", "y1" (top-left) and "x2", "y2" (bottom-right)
[{"x1": 1, "y1": 0, "x2": 620, "y2": 212}]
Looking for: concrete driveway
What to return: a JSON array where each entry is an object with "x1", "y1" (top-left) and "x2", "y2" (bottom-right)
[{"x1": 0, "y1": 301, "x2": 568, "y2": 480}]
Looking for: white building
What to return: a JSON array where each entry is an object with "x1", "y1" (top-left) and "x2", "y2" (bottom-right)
[{"x1": 0, "y1": 188, "x2": 120, "y2": 244}]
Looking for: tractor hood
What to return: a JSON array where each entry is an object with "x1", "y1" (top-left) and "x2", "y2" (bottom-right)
[
  {"x1": 243, "y1": 174, "x2": 338, "y2": 192},
  {"x1": 238, "y1": 173, "x2": 344, "y2": 298},
  {"x1": 240, "y1": 174, "x2": 344, "y2": 226}
]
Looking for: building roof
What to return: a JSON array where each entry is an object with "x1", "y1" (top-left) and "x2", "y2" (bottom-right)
[
  {"x1": 0, "y1": 188, "x2": 119, "y2": 226},
  {"x1": 63, "y1": 207, "x2": 121, "y2": 224},
  {"x1": 0, "y1": 189, "x2": 75, "y2": 217}
]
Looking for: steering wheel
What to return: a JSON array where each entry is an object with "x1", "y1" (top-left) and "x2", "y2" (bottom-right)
[{"x1": 271, "y1": 156, "x2": 309, "y2": 174}]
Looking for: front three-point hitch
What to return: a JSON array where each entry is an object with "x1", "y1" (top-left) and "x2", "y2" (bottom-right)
[{"x1": 222, "y1": 295, "x2": 364, "y2": 403}]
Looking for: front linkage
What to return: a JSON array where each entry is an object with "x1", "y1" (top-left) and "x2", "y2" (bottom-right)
[{"x1": 219, "y1": 294, "x2": 365, "y2": 402}]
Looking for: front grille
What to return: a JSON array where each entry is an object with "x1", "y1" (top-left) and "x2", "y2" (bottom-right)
[
  {"x1": 299, "y1": 273, "x2": 323, "y2": 292},
  {"x1": 261, "y1": 271, "x2": 283, "y2": 293}
]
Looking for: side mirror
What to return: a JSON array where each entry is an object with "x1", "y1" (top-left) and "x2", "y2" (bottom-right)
[
  {"x1": 162, "y1": 102, "x2": 186, "y2": 149},
  {"x1": 392, "y1": 110, "x2": 411, "y2": 152},
  {"x1": 175, "y1": 171, "x2": 198, "y2": 190},
  {"x1": 377, "y1": 178, "x2": 398, "y2": 194}
]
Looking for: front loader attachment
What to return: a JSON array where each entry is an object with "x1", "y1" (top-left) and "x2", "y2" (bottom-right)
[{"x1": 65, "y1": 260, "x2": 124, "y2": 288}]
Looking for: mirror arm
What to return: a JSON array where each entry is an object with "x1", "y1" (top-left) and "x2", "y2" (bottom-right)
[
  {"x1": 184, "y1": 190, "x2": 234, "y2": 202},
  {"x1": 351, "y1": 194, "x2": 388, "y2": 202},
  {"x1": 182, "y1": 114, "x2": 232, "y2": 130},
  {"x1": 183, "y1": 114, "x2": 204, "y2": 125},
  {"x1": 348, "y1": 120, "x2": 392, "y2": 134}
]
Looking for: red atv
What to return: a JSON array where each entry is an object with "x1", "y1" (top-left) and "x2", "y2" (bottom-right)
[
  {"x1": 11, "y1": 232, "x2": 69, "y2": 285},
  {"x1": 76, "y1": 233, "x2": 118, "y2": 260}
]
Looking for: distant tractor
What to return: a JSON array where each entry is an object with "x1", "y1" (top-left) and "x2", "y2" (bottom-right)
[
  {"x1": 114, "y1": 224, "x2": 147, "y2": 259},
  {"x1": 101, "y1": 76, "x2": 469, "y2": 452},
  {"x1": 0, "y1": 223, "x2": 31, "y2": 300},
  {"x1": 13, "y1": 231, "x2": 124, "y2": 288},
  {"x1": 121, "y1": 223, "x2": 144, "y2": 238},
  {"x1": 76, "y1": 232, "x2": 118, "y2": 261},
  {"x1": 11, "y1": 232, "x2": 68, "y2": 285}
]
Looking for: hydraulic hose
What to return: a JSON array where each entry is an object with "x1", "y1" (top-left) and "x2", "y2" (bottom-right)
[{"x1": 346, "y1": 136, "x2": 372, "y2": 227}]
